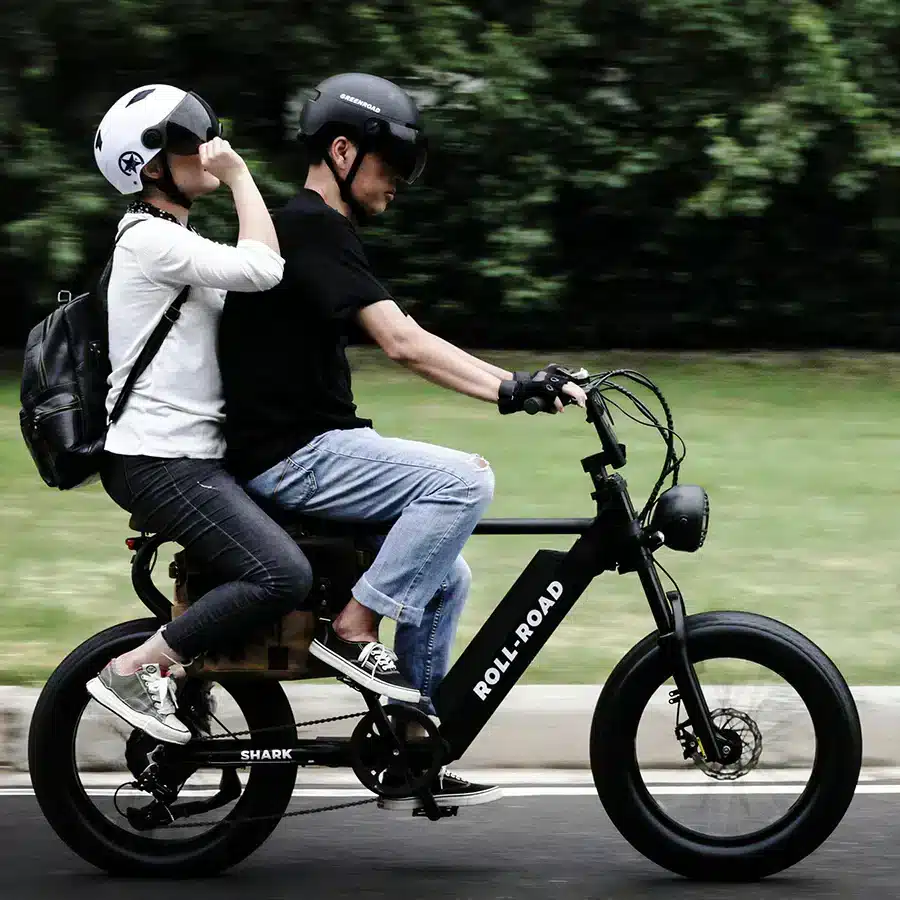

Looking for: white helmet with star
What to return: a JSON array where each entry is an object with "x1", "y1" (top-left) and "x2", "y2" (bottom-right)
[{"x1": 93, "y1": 84, "x2": 221, "y2": 194}]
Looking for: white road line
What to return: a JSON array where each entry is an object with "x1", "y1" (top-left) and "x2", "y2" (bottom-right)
[
  {"x1": 3, "y1": 785, "x2": 899, "y2": 799},
  {"x1": 6, "y1": 768, "x2": 898, "y2": 788}
]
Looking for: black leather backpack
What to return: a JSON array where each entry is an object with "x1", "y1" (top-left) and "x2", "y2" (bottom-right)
[{"x1": 19, "y1": 220, "x2": 189, "y2": 489}]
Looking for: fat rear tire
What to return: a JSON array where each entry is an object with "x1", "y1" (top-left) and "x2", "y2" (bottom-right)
[{"x1": 29, "y1": 618, "x2": 299, "y2": 877}]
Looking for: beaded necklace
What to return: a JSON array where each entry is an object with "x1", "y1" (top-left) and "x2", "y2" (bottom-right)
[{"x1": 124, "y1": 199, "x2": 190, "y2": 229}]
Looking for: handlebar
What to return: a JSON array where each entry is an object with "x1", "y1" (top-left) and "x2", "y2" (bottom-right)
[
  {"x1": 524, "y1": 395, "x2": 554, "y2": 415},
  {"x1": 523, "y1": 365, "x2": 679, "y2": 477},
  {"x1": 523, "y1": 364, "x2": 591, "y2": 416},
  {"x1": 575, "y1": 367, "x2": 684, "y2": 521},
  {"x1": 523, "y1": 374, "x2": 627, "y2": 466},
  {"x1": 587, "y1": 389, "x2": 627, "y2": 469}
]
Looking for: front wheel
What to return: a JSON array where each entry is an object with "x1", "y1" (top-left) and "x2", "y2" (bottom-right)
[{"x1": 591, "y1": 611, "x2": 862, "y2": 881}]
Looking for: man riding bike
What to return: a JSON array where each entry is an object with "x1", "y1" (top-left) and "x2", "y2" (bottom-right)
[{"x1": 218, "y1": 73, "x2": 586, "y2": 810}]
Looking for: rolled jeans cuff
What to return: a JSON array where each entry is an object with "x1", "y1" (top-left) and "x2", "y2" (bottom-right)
[{"x1": 353, "y1": 573, "x2": 424, "y2": 627}]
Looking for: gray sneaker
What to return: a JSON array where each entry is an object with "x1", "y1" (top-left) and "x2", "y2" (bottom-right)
[{"x1": 86, "y1": 661, "x2": 191, "y2": 745}]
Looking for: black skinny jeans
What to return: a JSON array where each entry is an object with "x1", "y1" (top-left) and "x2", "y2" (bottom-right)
[{"x1": 102, "y1": 453, "x2": 313, "y2": 660}]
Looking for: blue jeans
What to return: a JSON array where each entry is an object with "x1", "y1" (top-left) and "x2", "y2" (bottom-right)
[{"x1": 244, "y1": 428, "x2": 494, "y2": 709}]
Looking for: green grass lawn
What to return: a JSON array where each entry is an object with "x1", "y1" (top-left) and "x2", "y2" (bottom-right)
[{"x1": 3, "y1": 349, "x2": 900, "y2": 686}]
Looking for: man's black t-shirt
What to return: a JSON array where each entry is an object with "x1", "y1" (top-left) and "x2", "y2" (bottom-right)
[{"x1": 218, "y1": 189, "x2": 393, "y2": 481}]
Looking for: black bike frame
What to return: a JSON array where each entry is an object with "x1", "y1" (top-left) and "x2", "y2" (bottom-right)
[{"x1": 140, "y1": 394, "x2": 728, "y2": 774}]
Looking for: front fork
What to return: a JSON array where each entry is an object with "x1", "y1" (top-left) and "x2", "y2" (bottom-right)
[
  {"x1": 593, "y1": 470, "x2": 728, "y2": 767},
  {"x1": 655, "y1": 588, "x2": 728, "y2": 765}
]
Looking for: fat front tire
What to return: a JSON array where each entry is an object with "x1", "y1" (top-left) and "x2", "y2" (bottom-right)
[{"x1": 591, "y1": 611, "x2": 862, "y2": 881}]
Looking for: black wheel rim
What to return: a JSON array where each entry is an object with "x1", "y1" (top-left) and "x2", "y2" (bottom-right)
[
  {"x1": 41, "y1": 624, "x2": 296, "y2": 862},
  {"x1": 600, "y1": 623, "x2": 854, "y2": 851}
]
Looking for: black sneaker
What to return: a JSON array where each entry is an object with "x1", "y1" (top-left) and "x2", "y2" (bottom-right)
[
  {"x1": 308, "y1": 620, "x2": 421, "y2": 704},
  {"x1": 378, "y1": 769, "x2": 503, "y2": 812}
]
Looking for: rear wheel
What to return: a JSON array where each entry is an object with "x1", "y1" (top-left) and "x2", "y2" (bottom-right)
[
  {"x1": 29, "y1": 618, "x2": 299, "y2": 877},
  {"x1": 591, "y1": 611, "x2": 861, "y2": 881}
]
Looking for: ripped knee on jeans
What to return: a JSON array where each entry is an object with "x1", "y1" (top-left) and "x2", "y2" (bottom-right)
[{"x1": 469, "y1": 453, "x2": 495, "y2": 504}]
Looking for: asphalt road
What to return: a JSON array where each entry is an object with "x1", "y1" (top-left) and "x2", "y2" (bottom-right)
[{"x1": 1, "y1": 773, "x2": 896, "y2": 900}]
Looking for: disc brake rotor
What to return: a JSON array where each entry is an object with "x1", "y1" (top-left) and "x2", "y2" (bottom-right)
[{"x1": 692, "y1": 707, "x2": 763, "y2": 781}]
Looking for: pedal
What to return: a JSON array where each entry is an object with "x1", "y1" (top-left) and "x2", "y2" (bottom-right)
[
  {"x1": 413, "y1": 804, "x2": 458, "y2": 819},
  {"x1": 411, "y1": 784, "x2": 446, "y2": 821}
]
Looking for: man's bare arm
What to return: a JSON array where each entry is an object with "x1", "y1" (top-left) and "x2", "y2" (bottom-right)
[
  {"x1": 405, "y1": 315, "x2": 515, "y2": 381},
  {"x1": 357, "y1": 300, "x2": 503, "y2": 402}
]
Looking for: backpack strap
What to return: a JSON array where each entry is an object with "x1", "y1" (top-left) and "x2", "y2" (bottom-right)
[
  {"x1": 108, "y1": 284, "x2": 191, "y2": 425},
  {"x1": 116, "y1": 218, "x2": 146, "y2": 243},
  {"x1": 102, "y1": 218, "x2": 193, "y2": 425},
  {"x1": 96, "y1": 219, "x2": 146, "y2": 301}
]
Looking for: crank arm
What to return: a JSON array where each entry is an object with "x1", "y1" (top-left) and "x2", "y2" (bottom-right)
[
  {"x1": 362, "y1": 691, "x2": 408, "y2": 757},
  {"x1": 657, "y1": 590, "x2": 727, "y2": 765}
]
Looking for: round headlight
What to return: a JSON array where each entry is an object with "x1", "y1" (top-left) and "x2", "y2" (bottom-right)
[{"x1": 648, "y1": 485, "x2": 709, "y2": 553}]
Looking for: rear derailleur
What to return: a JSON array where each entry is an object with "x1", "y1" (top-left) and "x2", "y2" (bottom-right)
[
  {"x1": 121, "y1": 681, "x2": 239, "y2": 831},
  {"x1": 122, "y1": 733, "x2": 241, "y2": 830}
]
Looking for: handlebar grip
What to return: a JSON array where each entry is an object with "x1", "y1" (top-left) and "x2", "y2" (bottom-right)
[{"x1": 525, "y1": 395, "x2": 553, "y2": 415}]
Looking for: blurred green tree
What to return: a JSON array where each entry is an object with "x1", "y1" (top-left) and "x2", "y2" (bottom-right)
[{"x1": 2, "y1": 0, "x2": 900, "y2": 349}]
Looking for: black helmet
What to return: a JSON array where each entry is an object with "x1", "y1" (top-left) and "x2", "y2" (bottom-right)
[{"x1": 298, "y1": 73, "x2": 427, "y2": 218}]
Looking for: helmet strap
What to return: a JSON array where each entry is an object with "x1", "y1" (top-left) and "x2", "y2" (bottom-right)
[
  {"x1": 323, "y1": 143, "x2": 370, "y2": 225},
  {"x1": 154, "y1": 154, "x2": 194, "y2": 210}
]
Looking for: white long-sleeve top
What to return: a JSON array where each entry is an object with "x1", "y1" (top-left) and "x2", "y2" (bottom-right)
[{"x1": 104, "y1": 211, "x2": 284, "y2": 459}]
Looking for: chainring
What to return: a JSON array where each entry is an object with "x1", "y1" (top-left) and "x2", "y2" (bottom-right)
[{"x1": 350, "y1": 704, "x2": 444, "y2": 798}]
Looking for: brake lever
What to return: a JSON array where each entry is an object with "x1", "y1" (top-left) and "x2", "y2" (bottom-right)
[
  {"x1": 565, "y1": 366, "x2": 590, "y2": 385},
  {"x1": 546, "y1": 363, "x2": 590, "y2": 386}
]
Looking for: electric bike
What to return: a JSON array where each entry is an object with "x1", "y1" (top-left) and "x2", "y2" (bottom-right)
[{"x1": 27, "y1": 369, "x2": 862, "y2": 881}]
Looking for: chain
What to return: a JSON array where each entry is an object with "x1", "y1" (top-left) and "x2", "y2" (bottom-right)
[
  {"x1": 195, "y1": 709, "x2": 367, "y2": 741},
  {"x1": 153, "y1": 796, "x2": 379, "y2": 829},
  {"x1": 122, "y1": 708, "x2": 378, "y2": 829}
]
